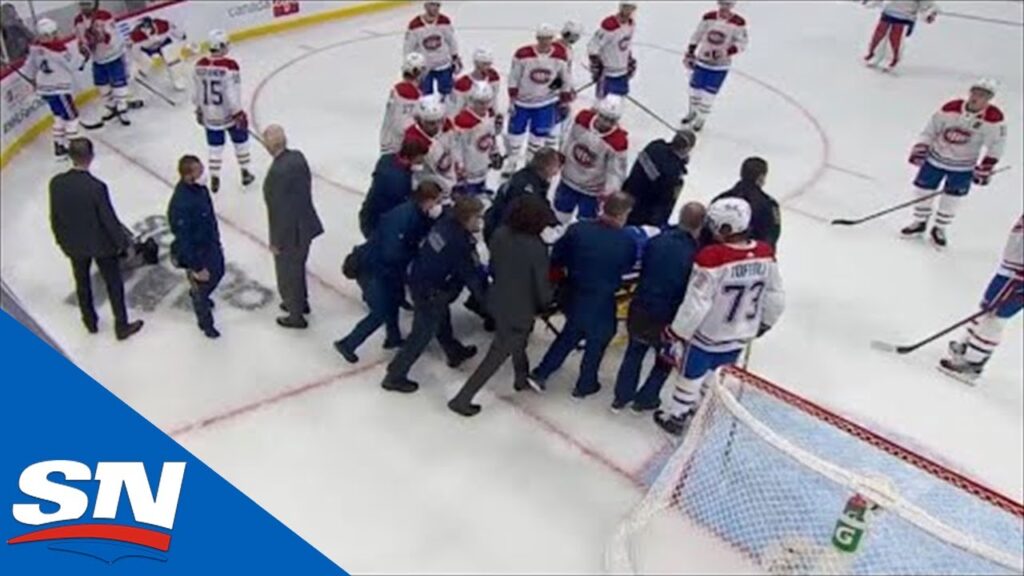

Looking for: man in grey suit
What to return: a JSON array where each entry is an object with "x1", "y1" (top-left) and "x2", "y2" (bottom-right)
[
  {"x1": 49, "y1": 138, "x2": 144, "y2": 340},
  {"x1": 262, "y1": 124, "x2": 324, "y2": 329}
]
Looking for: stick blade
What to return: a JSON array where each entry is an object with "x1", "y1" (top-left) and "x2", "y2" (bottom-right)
[
  {"x1": 830, "y1": 219, "x2": 858, "y2": 226},
  {"x1": 870, "y1": 340, "x2": 898, "y2": 353}
]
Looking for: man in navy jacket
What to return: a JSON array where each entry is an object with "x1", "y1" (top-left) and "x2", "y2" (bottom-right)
[{"x1": 359, "y1": 139, "x2": 429, "y2": 238}]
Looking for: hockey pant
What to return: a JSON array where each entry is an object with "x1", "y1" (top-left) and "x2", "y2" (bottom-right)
[
  {"x1": 505, "y1": 103, "x2": 557, "y2": 171},
  {"x1": 93, "y1": 57, "x2": 129, "y2": 114},
  {"x1": 206, "y1": 126, "x2": 252, "y2": 179},
  {"x1": 43, "y1": 94, "x2": 80, "y2": 148}
]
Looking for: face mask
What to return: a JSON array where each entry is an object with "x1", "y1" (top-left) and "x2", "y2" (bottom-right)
[
  {"x1": 196, "y1": 172, "x2": 209, "y2": 187},
  {"x1": 427, "y1": 204, "x2": 443, "y2": 219}
]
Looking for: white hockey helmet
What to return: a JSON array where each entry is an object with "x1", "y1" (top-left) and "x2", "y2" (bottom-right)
[
  {"x1": 706, "y1": 197, "x2": 752, "y2": 236},
  {"x1": 619, "y1": 1, "x2": 639, "y2": 9},
  {"x1": 561, "y1": 20, "x2": 583, "y2": 42},
  {"x1": 536, "y1": 23, "x2": 557, "y2": 39},
  {"x1": 970, "y1": 78, "x2": 999, "y2": 97},
  {"x1": 208, "y1": 29, "x2": 230, "y2": 54},
  {"x1": 78, "y1": 0, "x2": 98, "y2": 12},
  {"x1": 403, "y1": 51, "x2": 427, "y2": 74},
  {"x1": 595, "y1": 95, "x2": 624, "y2": 121},
  {"x1": 718, "y1": 0, "x2": 738, "y2": 9},
  {"x1": 36, "y1": 18, "x2": 58, "y2": 37},
  {"x1": 472, "y1": 48, "x2": 494, "y2": 66},
  {"x1": 416, "y1": 95, "x2": 446, "y2": 122},
  {"x1": 468, "y1": 81, "x2": 494, "y2": 103}
]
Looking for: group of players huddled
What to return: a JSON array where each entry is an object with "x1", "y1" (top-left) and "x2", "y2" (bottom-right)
[{"x1": 21, "y1": 0, "x2": 1022, "y2": 426}]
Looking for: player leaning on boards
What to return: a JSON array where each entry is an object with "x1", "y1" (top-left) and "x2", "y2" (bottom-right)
[
  {"x1": 588, "y1": 1, "x2": 637, "y2": 98},
  {"x1": 128, "y1": 15, "x2": 189, "y2": 92},
  {"x1": 655, "y1": 197, "x2": 785, "y2": 437},
  {"x1": 193, "y1": 30, "x2": 255, "y2": 194},
  {"x1": 21, "y1": 18, "x2": 80, "y2": 161},
  {"x1": 682, "y1": 0, "x2": 749, "y2": 132},
  {"x1": 862, "y1": 0, "x2": 937, "y2": 71},
  {"x1": 902, "y1": 79, "x2": 1006, "y2": 249},
  {"x1": 404, "y1": 1, "x2": 460, "y2": 103},
  {"x1": 940, "y1": 217, "x2": 1023, "y2": 383}
]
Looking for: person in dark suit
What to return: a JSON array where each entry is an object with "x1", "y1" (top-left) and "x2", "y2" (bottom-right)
[
  {"x1": 713, "y1": 156, "x2": 781, "y2": 249},
  {"x1": 483, "y1": 146, "x2": 562, "y2": 245},
  {"x1": 334, "y1": 182, "x2": 444, "y2": 363},
  {"x1": 168, "y1": 155, "x2": 224, "y2": 339},
  {"x1": 612, "y1": 202, "x2": 705, "y2": 413},
  {"x1": 359, "y1": 138, "x2": 430, "y2": 239},
  {"x1": 448, "y1": 195, "x2": 555, "y2": 417},
  {"x1": 624, "y1": 129, "x2": 696, "y2": 228},
  {"x1": 262, "y1": 125, "x2": 325, "y2": 329},
  {"x1": 382, "y1": 196, "x2": 488, "y2": 393},
  {"x1": 530, "y1": 192, "x2": 638, "y2": 399},
  {"x1": 48, "y1": 138, "x2": 143, "y2": 340}
]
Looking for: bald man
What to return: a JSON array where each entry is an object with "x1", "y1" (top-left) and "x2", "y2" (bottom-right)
[
  {"x1": 262, "y1": 124, "x2": 324, "y2": 329},
  {"x1": 612, "y1": 201, "x2": 705, "y2": 413}
]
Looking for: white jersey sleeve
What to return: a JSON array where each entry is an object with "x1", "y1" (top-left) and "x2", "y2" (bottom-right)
[
  {"x1": 919, "y1": 100, "x2": 1006, "y2": 171},
  {"x1": 560, "y1": 109, "x2": 629, "y2": 196},
  {"x1": 193, "y1": 56, "x2": 242, "y2": 129},
  {"x1": 998, "y1": 217, "x2": 1024, "y2": 280},
  {"x1": 23, "y1": 41, "x2": 76, "y2": 96},
  {"x1": 379, "y1": 80, "x2": 422, "y2": 154},
  {"x1": 73, "y1": 9, "x2": 125, "y2": 64},
  {"x1": 688, "y1": 10, "x2": 748, "y2": 71},
  {"x1": 672, "y1": 241, "x2": 784, "y2": 353},
  {"x1": 587, "y1": 15, "x2": 635, "y2": 77}
]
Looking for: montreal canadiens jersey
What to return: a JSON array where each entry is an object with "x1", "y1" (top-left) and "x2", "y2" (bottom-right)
[
  {"x1": 881, "y1": 0, "x2": 938, "y2": 23},
  {"x1": 129, "y1": 19, "x2": 183, "y2": 51},
  {"x1": 23, "y1": 40, "x2": 76, "y2": 96},
  {"x1": 997, "y1": 217, "x2": 1023, "y2": 280},
  {"x1": 193, "y1": 56, "x2": 243, "y2": 130},
  {"x1": 508, "y1": 43, "x2": 571, "y2": 109},
  {"x1": 688, "y1": 9, "x2": 748, "y2": 71},
  {"x1": 560, "y1": 109, "x2": 629, "y2": 196},
  {"x1": 405, "y1": 120, "x2": 457, "y2": 193},
  {"x1": 451, "y1": 69, "x2": 501, "y2": 114},
  {"x1": 671, "y1": 241, "x2": 785, "y2": 354},
  {"x1": 587, "y1": 15, "x2": 634, "y2": 77},
  {"x1": 74, "y1": 9, "x2": 125, "y2": 64},
  {"x1": 919, "y1": 100, "x2": 1006, "y2": 172},
  {"x1": 452, "y1": 108, "x2": 497, "y2": 185},
  {"x1": 404, "y1": 14, "x2": 459, "y2": 72},
  {"x1": 554, "y1": 39, "x2": 576, "y2": 82},
  {"x1": 380, "y1": 80, "x2": 422, "y2": 154}
]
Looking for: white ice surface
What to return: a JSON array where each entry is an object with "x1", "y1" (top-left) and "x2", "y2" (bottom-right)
[{"x1": 1, "y1": 1, "x2": 1022, "y2": 573}]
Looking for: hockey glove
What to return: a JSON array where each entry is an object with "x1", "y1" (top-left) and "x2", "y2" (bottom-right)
[
  {"x1": 627, "y1": 56, "x2": 637, "y2": 79},
  {"x1": 194, "y1": 107, "x2": 204, "y2": 126},
  {"x1": 559, "y1": 89, "x2": 576, "y2": 105},
  {"x1": 908, "y1": 143, "x2": 929, "y2": 166},
  {"x1": 589, "y1": 55, "x2": 604, "y2": 82},
  {"x1": 488, "y1": 152, "x2": 505, "y2": 171},
  {"x1": 684, "y1": 45, "x2": 697, "y2": 70},
  {"x1": 973, "y1": 157, "x2": 997, "y2": 186},
  {"x1": 494, "y1": 112, "x2": 505, "y2": 134},
  {"x1": 232, "y1": 110, "x2": 249, "y2": 132},
  {"x1": 757, "y1": 323, "x2": 773, "y2": 338},
  {"x1": 451, "y1": 54, "x2": 463, "y2": 75}
]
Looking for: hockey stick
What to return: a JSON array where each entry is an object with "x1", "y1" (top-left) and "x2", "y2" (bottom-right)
[
  {"x1": 940, "y1": 11, "x2": 1023, "y2": 28},
  {"x1": 870, "y1": 281, "x2": 1019, "y2": 355},
  {"x1": 831, "y1": 166, "x2": 1012, "y2": 226},
  {"x1": 624, "y1": 94, "x2": 677, "y2": 133},
  {"x1": 133, "y1": 73, "x2": 176, "y2": 107}
]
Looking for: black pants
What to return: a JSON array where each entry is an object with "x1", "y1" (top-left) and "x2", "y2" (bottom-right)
[
  {"x1": 451, "y1": 322, "x2": 531, "y2": 406},
  {"x1": 71, "y1": 255, "x2": 127, "y2": 330},
  {"x1": 387, "y1": 294, "x2": 463, "y2": 380},
  {"x1": 190, "y1": 252, "x2": 225, "y2": 331},
  {"x1": 274, "y1": 242, "x2": 311, "y2": 319}
]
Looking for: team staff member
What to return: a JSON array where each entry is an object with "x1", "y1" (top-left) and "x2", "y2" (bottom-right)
[
  {"x1": 623, "y1": 130, "x2": 696, "y2": 227},
  {"x1": 713, "y1": 156, "x2": 781, "y2": 249}
]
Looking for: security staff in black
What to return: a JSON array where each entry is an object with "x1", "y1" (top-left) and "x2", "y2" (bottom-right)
[
  {"x1": 623, "y1": 130, "x2": 696, "y2": 227},
  {"x1": 168, "y1": 155, "x2": 225, "y2": 339},
  {"x1": 49, "y1": 137, "x2": 143, "y2": 340},
  {"x1": 713, "y1": 156, "x2": 781, "y2": 249},
  {"x1": 484, "y1": 146, "x2": 561, "y2": 245},
  {"x1": 383, "y1": 196, "x2": 489, "y2": 393}
]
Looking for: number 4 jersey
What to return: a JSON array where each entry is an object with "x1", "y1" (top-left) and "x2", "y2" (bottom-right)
[
  {"x1": 672, "y1": 240, "x2": 785, "y2": 353},
  {"x1": 193, "y1": 56, "x2": 243, "y2": 129}
]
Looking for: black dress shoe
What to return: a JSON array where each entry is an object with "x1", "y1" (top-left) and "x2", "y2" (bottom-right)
[
  {"x1": 83, "y1": 320, "x2": 98, "y2": 334},
  {"x1": 381, "y1": 376, "x2": 419, "y2": 393},
  {"x1": 333, "y1": 340, "x2": 359, "y2": 364},
  {"x1": 115, "y1": 320, "x2": 144, "y2": 341},
  {"x1": 448, "y1": 400, "x2": 482, "y2": 417},
  {"x1": 279, "y1": 303, "x2": 310, "y2": 315},
  {"x1": 383, "y1": 338, "x2": 405, "y2": 350},
  {"x1": 446, "y1": 345, "x2": 478, "y2": 368},
  {"x1": 276, "y1": 316, "x2": 308, "y2": 329}
]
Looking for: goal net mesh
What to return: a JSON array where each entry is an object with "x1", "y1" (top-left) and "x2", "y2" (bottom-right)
[{"x1": 607, "y1": 367, "x2": 1024, "y2": 575}]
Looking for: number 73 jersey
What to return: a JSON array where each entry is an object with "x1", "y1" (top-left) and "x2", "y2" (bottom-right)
[
  {"x1": 193, "y1": 56, "x2": 243, "y2": 129},
  {"x1": 671, "y1": 240, "x2": 785, "y2": 353}
]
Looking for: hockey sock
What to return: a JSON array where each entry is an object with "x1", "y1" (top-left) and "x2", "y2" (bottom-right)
[
  {"x1": 911, "y1": 186, "x2": 935, "y2": 223},
  {"x1": 962, "y1": 314, "x2": 1005, "y2": 364},
  {"x1": 52, "y1": 119, "x2": 66, "y2": 148},
  {"x1": 64, "y1": 117, "x2": 80, "y2": 141},
  {"x1": 113, "y1": 85, "x2": 130, "y2": 113},
  {"x1": 694, "y1": 91, "x2": 715, "y2": 124},
  {"x1": 934, "y1": 194, "x2": 962, "y2": 230},
  {"x1": 526, "y1": 134, "x2": 547, "y2": 162},
  {"x1": 234, "y1": 140, "x2": 252, "y2": 172},
  {"x1": 667, "y1": 374, "x2": 704, "y2": 418},
  {"x1": 866, "y1": 20, "x2": 889, "y2": 57},
  {"x1": 886, "y1": 23, "x2": 905, "y2": 65},
  {"x1": 209, "y1": 145, "x2": 225, "y2": 179},
  {"x1": 504, "y1": 132, "x2": 526, "y2": 170},
  {"x1": 99, "y1": 85, "x2": 114, "y2": 112}
]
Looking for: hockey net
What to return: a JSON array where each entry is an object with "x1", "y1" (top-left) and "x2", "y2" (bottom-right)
[{"x1": 607, "y1": 367, "x2": 1024, "y2": 575}]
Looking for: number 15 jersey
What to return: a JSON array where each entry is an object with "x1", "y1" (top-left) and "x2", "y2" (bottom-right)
[
  {"x1": 671, "y1": 240, "x2": 785, "y2": 353},
  {"x1": 193, "y1": 56, "x2": 243, "y2": 129}
]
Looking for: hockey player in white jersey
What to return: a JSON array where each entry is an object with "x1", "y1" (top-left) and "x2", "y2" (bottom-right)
[
  {"x1": 901, "y1": 79, "x2": 1006, "y2": 248},
  {"x1": 505, "y1": 24, "x2": 573, "y2": 175},
  {"x1": 404, "y1": 95, "x2": 457, "y2": 193},
  {"x1": 554, "y1": 20, "x2": 584, "y2": 142},
  {"x1": 654, "y1": 197, "x2": 785, "y2": 436},
  {"x1": 588, "y1": 1, "x2": 637, "y2": 97},
  {"x1": 404, "y1": 1, "x2": 461, "y2": 102},
  {"x1": 940, "y1": 216, "x2": 1023, "y2": 383},
  {"x1": 193, "y1": 30, "x2": 254, "y2": 193},
  {"x1": 74, "y1": 0, "x2": 131, "y2": 125},
  {"x1": 555, "y1": 95, "x2": 629, "y2": 222},
  {"x1": 450, "y1": 48, "x2": 501, "y2": 118},
  {"x1": 452, "y1": 83, "x2": 501, "y2": 197},
  {"x1": 682, "y1": 0, "x2": 749, "y2": 132},
  {"x1": 129, "y1": 16, "x2": 188, "y2": 91},
  {"x1": 380, "y1": 52, "x2": 427, "y2": 154},
  {"x1": 22, "y1": 18, "x2": 80, "y2": 159},
  {"x1": 863, "y1": 0, "x2": 937, "y2": 70}
]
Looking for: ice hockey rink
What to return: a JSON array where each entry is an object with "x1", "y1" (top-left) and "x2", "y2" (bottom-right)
[{"x1": 1, "y1": 1, "x2": 1022, "y2": 573}]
